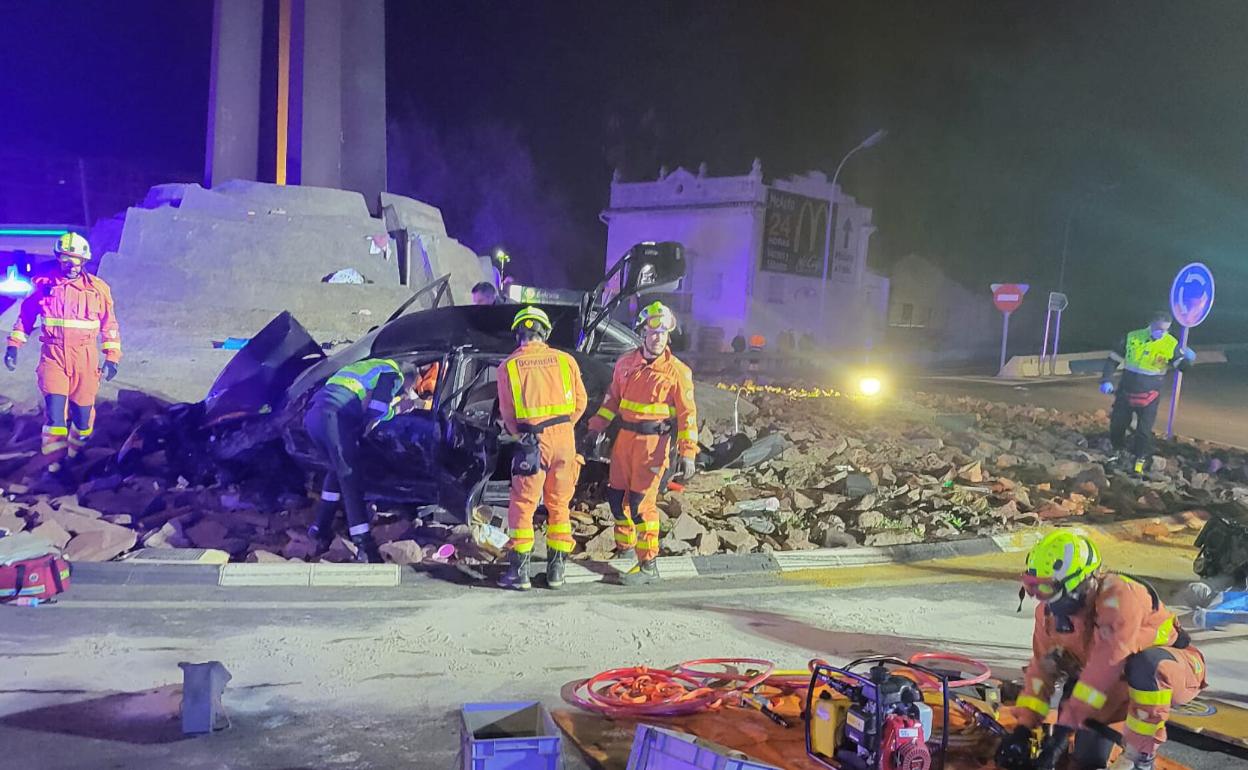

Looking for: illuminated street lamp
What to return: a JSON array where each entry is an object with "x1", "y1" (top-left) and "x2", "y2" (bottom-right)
[
  {"x1": 818, "y1": 130, "x2": 887, "y2": 337},
  {"x1": 492, "y1": 247, "x2": 511, "y2": 277},
  {"x1": 0, "y1": 265, "x2": 33, "y2": 297}
]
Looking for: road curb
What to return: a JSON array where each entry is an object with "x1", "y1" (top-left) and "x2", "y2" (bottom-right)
[
  {"x1": 65, "y1": 530, "x2": 1047, "y2": 588},
  {"x1": 66, "y1": 516, "x2": 1193, "y2": 589}
]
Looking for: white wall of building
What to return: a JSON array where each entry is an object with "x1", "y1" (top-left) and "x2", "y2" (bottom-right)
[{"x1": 602, "y1": 162, "x2": 886, "y2": 351}]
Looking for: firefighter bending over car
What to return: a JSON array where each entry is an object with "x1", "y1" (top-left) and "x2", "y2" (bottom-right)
[
  {"x1": 305, "y1": 357, "x2": 418, "y2": 563},
  {"x1": 496, "y1": 306, "x2": 588, "y2": 591},
  {"x1": 587, "y1": 301, "x2": 698, "y2": 587},
  {"x1": 5, "y1": 233, "x2": 121, "y2": 472},
  {"x1": 1099, "y1": 311, "x2": 1194, "y2": 476},
  {"x1": 999, "y1": 531, "x2": 1207, "y2": 770}
]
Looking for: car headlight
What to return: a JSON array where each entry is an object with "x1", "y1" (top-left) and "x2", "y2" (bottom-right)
[{"x1": 857, "y1": 376, "x2": 883, "y2": 397}]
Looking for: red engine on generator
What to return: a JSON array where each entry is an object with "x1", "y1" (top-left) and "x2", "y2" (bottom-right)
[{"x1": 879, "y1": 713, "x2": 931, "y2": 770}]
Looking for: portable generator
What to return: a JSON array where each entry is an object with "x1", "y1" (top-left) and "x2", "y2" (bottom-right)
[{"x1": 805, "y1": 657, "x2": 950, "y2": 770}]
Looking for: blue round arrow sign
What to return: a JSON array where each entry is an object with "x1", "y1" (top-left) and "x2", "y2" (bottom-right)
[{"x1": 1170, "y1": 262, "x2": 1215, "y2": 328}]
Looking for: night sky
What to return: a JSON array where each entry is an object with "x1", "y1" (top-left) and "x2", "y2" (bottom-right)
[{"x1": 2, "y1": 1, "x2": 1244, "y2": 345}]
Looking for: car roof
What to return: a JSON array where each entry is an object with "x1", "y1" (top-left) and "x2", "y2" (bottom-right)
[{"x1": 370, "y1": 303, "x2": 587, "y2": 357}]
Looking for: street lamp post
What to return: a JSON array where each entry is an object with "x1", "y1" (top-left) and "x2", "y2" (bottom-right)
[
  {"x1": 818, "y1": 129, "x2": 887, "y2": 343},
  {"x1": 1041, "y1": 182, "x2": 1117, "y2": 373}
]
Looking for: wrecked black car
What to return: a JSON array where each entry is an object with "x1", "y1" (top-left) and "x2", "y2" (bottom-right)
[{"x1": 119, "y1": 242, "x2": 690, "y2": 520}]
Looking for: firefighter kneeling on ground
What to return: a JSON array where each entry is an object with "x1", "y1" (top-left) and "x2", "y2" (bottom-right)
[
  {"x1": 587, "y1": 301, "x2": 698, "y2": 587},
  {"x1": 496, "y1": 306, "x2": 587, "y2": 591},
  {"x1": 1099, "y1": 311, "x2": 1194, "y2": 477},
  {"x1": 305, "y1": 357, "x2": 419, "y2": 563},
  {"x1": 998, "y1": 531, "x2": 1207, "y2": 770},
  {"x1": 5, "y1": 233, "x2": 121, "y2": 472}
]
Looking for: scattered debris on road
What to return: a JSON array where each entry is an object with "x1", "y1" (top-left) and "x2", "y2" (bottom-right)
[{"x1": 1, "y1": 386, "x2": 1246, "y2": 566}]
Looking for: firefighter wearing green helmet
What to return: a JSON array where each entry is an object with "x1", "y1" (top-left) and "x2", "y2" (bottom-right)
[
  {"x1": 496, "y1": 306, "x2": 587, "y2": 590},
  {"x1": 998, "y1": 530, "x2": 1207, "y2": 770}
]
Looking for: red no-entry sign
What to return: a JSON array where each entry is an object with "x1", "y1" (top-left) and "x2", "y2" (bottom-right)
[
  {"x1": 991, "y1": 283, "x2": 1029, "y2": 376},
  {"x1": 991, "y1": 283, "x2": 1029, "y2": 314}
]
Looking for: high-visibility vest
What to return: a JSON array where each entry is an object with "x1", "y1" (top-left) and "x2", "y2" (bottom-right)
[
  {"x1": 325, "y1": 358, "x2": 403, "y2": 417},
  {"x1": 1123, "y1": 329, "x2": 1177, "y2": 376},
  {"x1": 505, "y1": 352, "x2": 577, "y2": 422}
]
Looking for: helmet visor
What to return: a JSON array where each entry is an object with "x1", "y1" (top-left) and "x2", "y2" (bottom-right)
[{"x1": 1021, "y1": 573, "x2": 1059, "y2": 600}]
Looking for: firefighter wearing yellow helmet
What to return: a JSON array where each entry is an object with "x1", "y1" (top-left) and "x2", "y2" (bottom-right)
[
  {"x1": 496, "y1": 306, "x2": 587, "y2": 590},
  {"x1": 586, "y1": 301, "x2": 698, "y2": 586},
  {"x1": 5, "y1": 233, "x2": 122, "y2": 471},
  {"x1": 998, "y1": 531, "x2": 1207, "y2": 770}
]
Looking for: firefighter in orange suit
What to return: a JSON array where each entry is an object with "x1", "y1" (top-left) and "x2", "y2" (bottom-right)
[
  {"x1": 998, "y1": 531, "x2": 1207, "y2": 770},
  {"x1": 496, "y1": 306, "x2": 587, "y2": 591},
  {"x1": 587, "y1": 301, "x2": 698, "y2": 586},
  {"x1": 5, "y1": 233, "x2": 121, "y2": 471}
]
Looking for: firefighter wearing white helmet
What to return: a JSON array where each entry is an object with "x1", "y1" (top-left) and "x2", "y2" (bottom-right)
[
  {"x1": 586, "y1": 301, "x2": 699, "y2": 586},
  {"x1": 496, "y1": 306, "x2": 587, "y2": 590},
  {"x1": 5, "y1": 233, "x2": 122, "y2": 471}
]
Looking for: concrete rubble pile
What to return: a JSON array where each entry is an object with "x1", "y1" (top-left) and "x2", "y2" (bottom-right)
[
  {"x1": 1, "y1": 388, "x2": 1244, "y2": 566},
  {"x1": 569, "y1": 389, "x2": 1248, "y2": 559}
]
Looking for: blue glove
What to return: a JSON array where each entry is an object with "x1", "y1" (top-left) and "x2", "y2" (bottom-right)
[
  {"x1": 3, "y1": 346, "x2": 15, "y2": 372},
  {"x1": 1099, "y1": 381, "x2": 1115, "y2": 395},
  {"x1": 101, "y1": 361, "x2": 119, "y2": 381},
  {"x1": 1180, "y1": 347, "x2": 1196, "y2": 363}
]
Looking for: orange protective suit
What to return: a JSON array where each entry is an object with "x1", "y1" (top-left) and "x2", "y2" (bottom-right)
[
  {"x1": 587, "y1": 347, "x2": 698, "y2": 561},
  {"x1": 416, "y1": 361, "x2": 440, "y2": 398},
  {"x1": 1013, "y1": 574, "x2": 1206, "y2": 757},
  {"x1": 9, "y1": 271, "x2": 121, "y2": 463},
  {"x1": 496, "y1": 340, "x2": 587, "y2": 556}
]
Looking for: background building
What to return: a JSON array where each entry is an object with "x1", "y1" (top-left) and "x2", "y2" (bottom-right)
[
  {"x1": 601, "y1": 161, "x2": 888, "y2": 352},
  {"x1": 884, "y1": 254, "x2": 1000, "y2": 366}
]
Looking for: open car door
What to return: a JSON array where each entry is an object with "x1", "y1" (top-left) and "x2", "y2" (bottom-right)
[
  {"x1": 577, "y1": 241, "x2": 686, "y2": 355},
  {"x1": 431, "y1": 350, "x2": 504, "y2": 518}
]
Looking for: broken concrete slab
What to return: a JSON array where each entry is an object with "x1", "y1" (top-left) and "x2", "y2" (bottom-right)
[
  {"x1": 64, "y1": 524, "x2": 139, "y2": 562},
  {"x1": 379, "y1": 540, "x2": 424, "y2": 566},
  {"x1": 668, "y1": 512, "x2": 707, "y2": 542},
  {"x1": 29, "y1": 520, "x2": 72, "y2": 550}
]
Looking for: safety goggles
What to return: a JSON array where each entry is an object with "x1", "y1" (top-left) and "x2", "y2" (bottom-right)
[
  {"x1": 1021, "y1": 573, "x2": 1059, "y2": 600},
  {"x1": 642, "y1": 317, "x2": 673, "y2": 332},
  {"x1": 56, "y1": 255, "x2": 86, "y2": 265}
]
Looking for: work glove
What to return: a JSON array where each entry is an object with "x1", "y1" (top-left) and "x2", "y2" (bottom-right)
[
  {"x1": 994, "y1": 726, "x2": 1036, "y2": 770},
  {"x1": 3, "y1": 346, "x2": 15, "y2": 372},
  {"x1": 1180, "y1": 346, "x2": 1196, "y2": 363},
  {"x1": 680, "y1": 455, "x2": 697, "y2": 482},
  {"x1": 1099, "y1": 380, "x2": 1115, "y2": 395},
  {"x1": 1034, "y1": 725, "x2": 1073, "y2": 770},
  {"x1": 101, "y1": 360, "x2": 119, "y2": 381}
]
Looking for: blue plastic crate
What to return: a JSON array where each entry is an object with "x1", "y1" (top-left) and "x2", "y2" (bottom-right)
[
  {"x1": 626, "y1": 724, "x2": 782, "y2": 770},
  {"x1": 461, "y1": 701, "x2": 562, "y2": 770}
]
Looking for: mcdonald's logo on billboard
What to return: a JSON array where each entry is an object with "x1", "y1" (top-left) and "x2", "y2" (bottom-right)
[{"x1": 761, "y1": 188, "x2": 829, "y2": 277}]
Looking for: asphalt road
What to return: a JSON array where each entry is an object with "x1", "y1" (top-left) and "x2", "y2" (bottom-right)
[
  {"x1": 915, "y1": 364, "x2": 1248, "y2": 450},
  {"x1": 1, "y1": 537, "x2": 1245, "y2": 770}
]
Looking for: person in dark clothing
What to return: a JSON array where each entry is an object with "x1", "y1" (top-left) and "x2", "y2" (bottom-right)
[
  {"x1": 1100, "y1": 311, "x2": 1195, "y2": 475},
  {"x1": 304, "y1": 358, "x2": 415, "y2": 562},
  {"x1": 730, "y1": 330, "x2": 747, "y2": 354},
  {"x1": 778, "y1": 329, "x2": 796, "y2": 353}
]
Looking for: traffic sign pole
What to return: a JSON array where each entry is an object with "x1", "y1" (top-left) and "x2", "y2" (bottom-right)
[
  {"x1": 1165, "y1": 326, "x2": 1190, "y2": 438},
  {"x1": 1050, "y1": 308, "x2": 1063, "y2": 375},
  {"x1": 1040, "y1": 311, "x2": 1053, "y2": 373},
  {"x1": 999, "y1": 311, "x2": 1011, "y2": 375}
]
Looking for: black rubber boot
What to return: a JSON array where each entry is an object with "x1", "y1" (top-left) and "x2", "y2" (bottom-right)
[
  {"x1": 621, "y1": 559, "x2": 660, "y2": 586},
  {"x1": 350, "y1": 532, "x2": 384, "y2": 564},
  {"x1": 499, "y1": 551, "x2": 532, "y2": 591},
  {"x1": 545, "y1": 551, "x2": 567, "y2": 589},
  {"x1": 307, "y1": 524, "x2": 334, "y2": 556}
]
